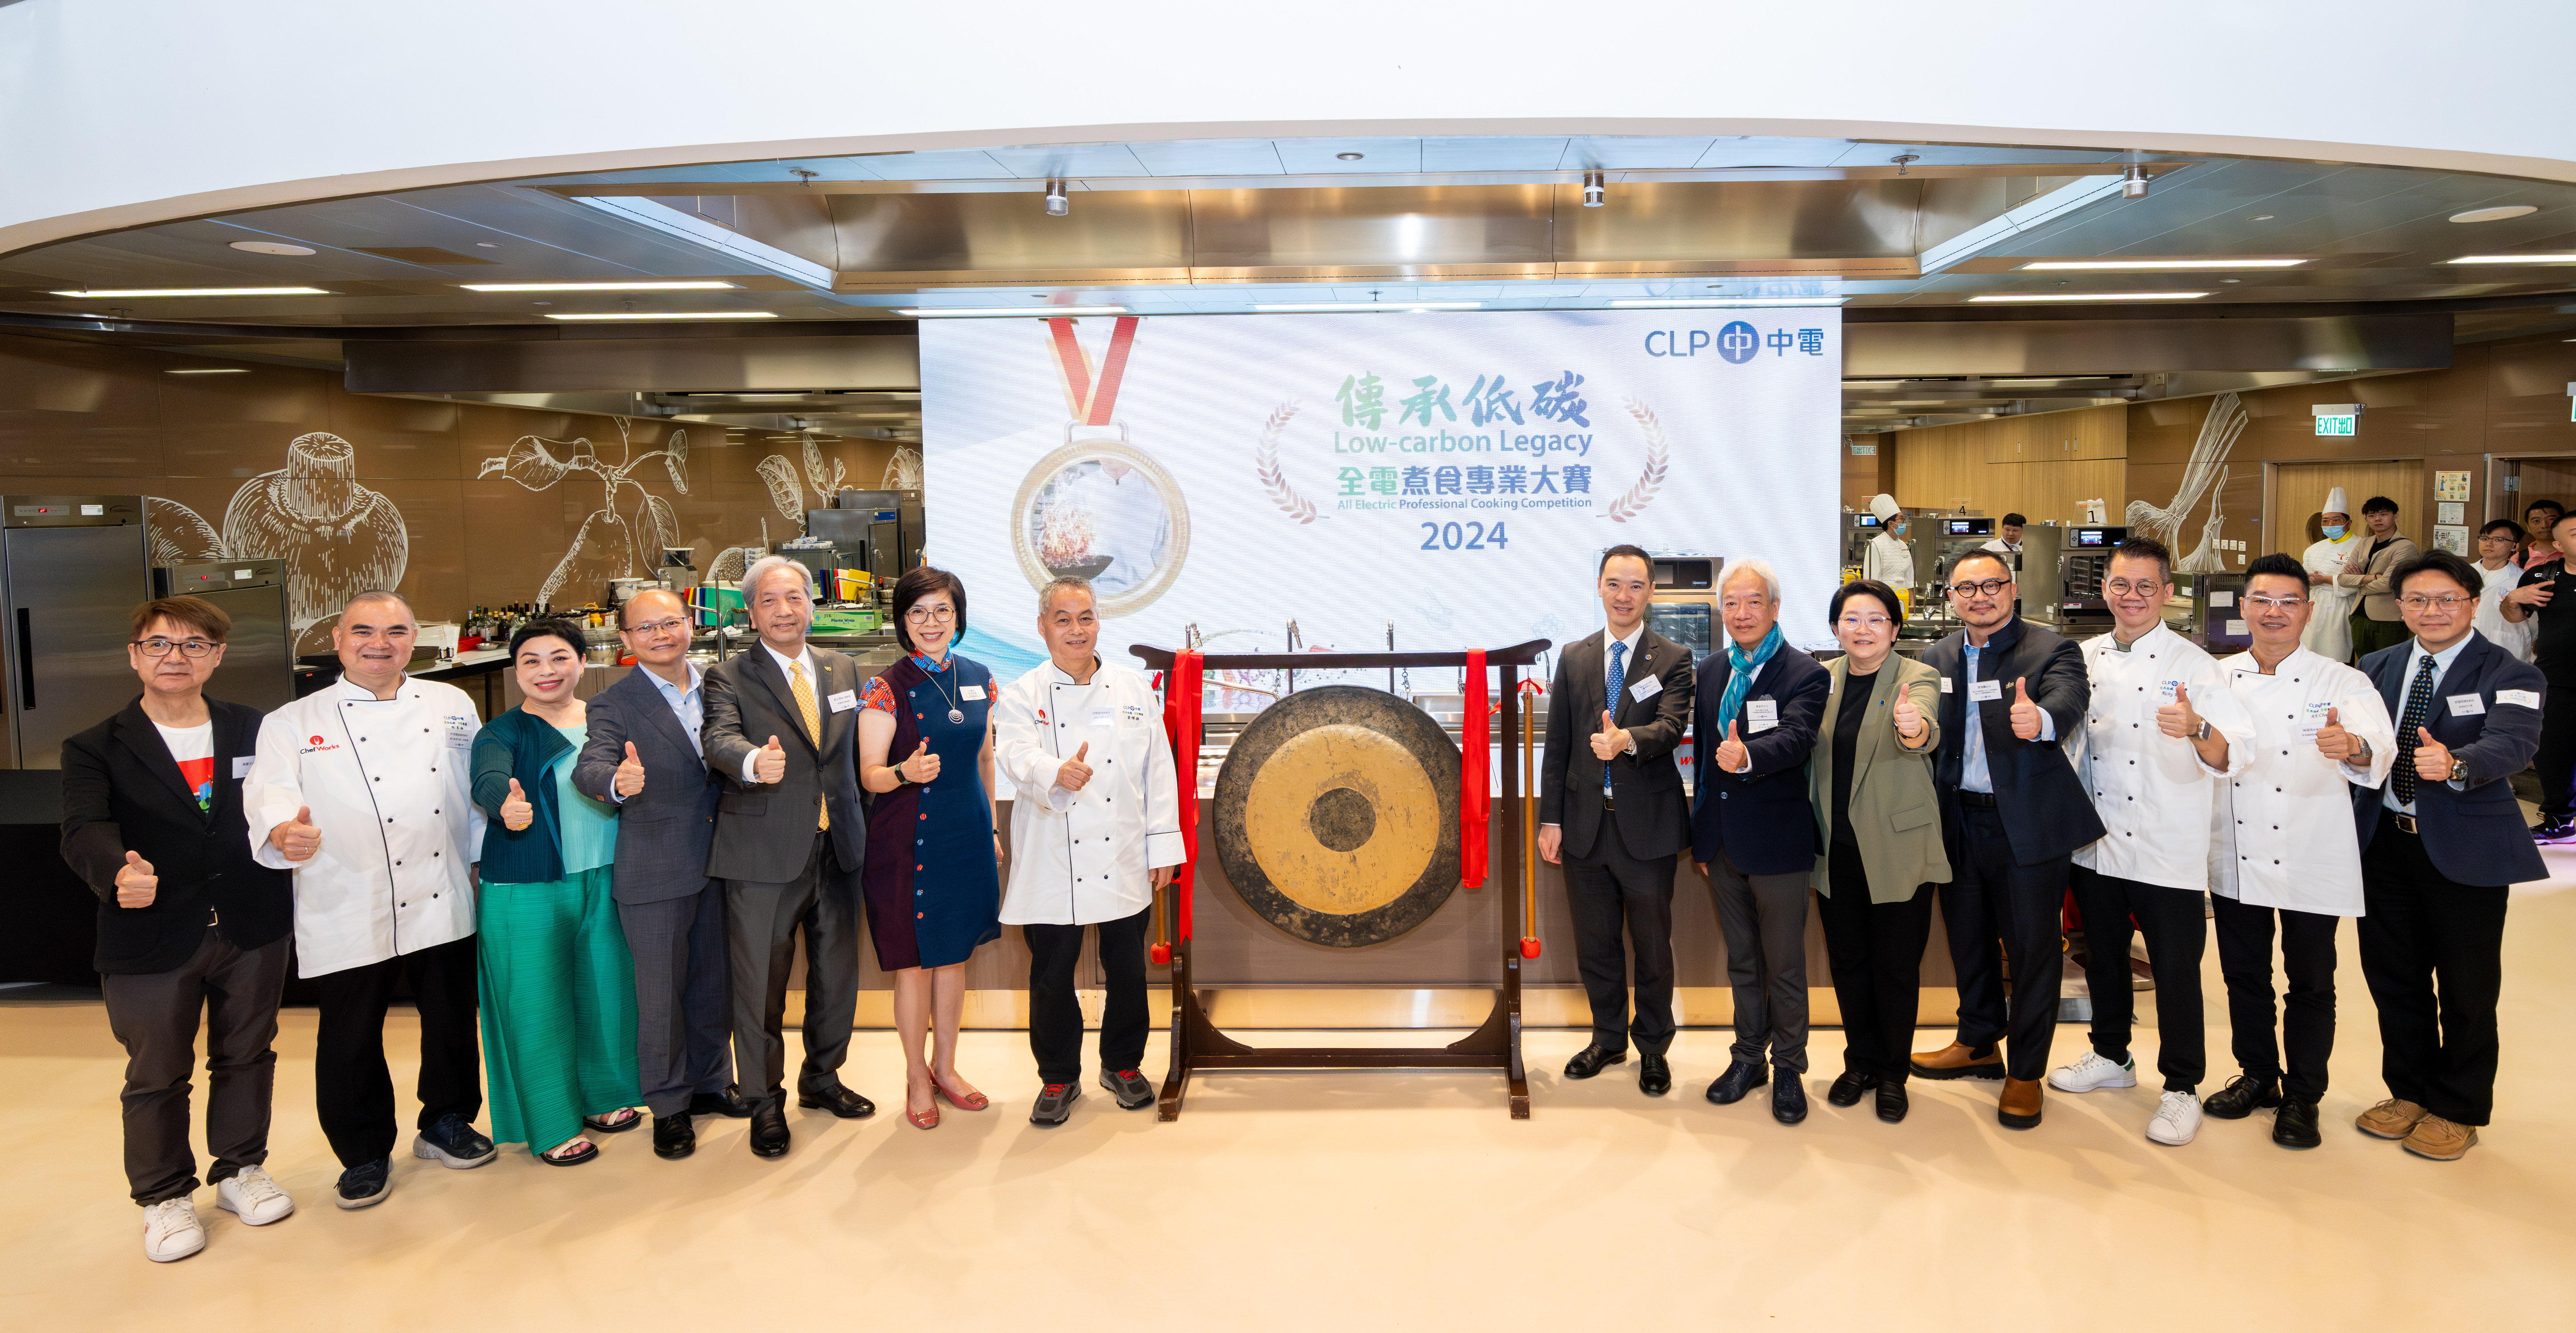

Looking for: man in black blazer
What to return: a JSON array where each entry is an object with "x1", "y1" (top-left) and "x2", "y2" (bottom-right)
[
  {"x1": 61, "y1": 597, "x2": 296, "y2": 1263},
  {"x1": 2348, "y1": 551, "x2": 2546, "y2": 1161},
  {"x1": 1909, "y1": 549, "x2": 2104, "y2": 1129},
  {"x1": 1689, "y1": 559, "x2": 1832, "y2": 1123},
  {"x1": 573, "y1": 589, "x2": 751, "y2": 1161},
  {"x1": 1541, "y1": 545, "x2": 1696, "y2": 1095},
  {"x1": 701, "y1": 557, "x2": 874, "y2": 1157}
]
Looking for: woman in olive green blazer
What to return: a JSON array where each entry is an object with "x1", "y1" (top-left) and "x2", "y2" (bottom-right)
[{"x1": 1806, "y1": 580, "x2": 1950, "y2": 1124}]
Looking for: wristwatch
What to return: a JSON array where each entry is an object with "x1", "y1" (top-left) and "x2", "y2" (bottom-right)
[
  {"x1": 2350, "y1": 738, "x2": 2372, "y2": 763},
  {"x1": 2450, "y1": 756, "x2": 2468, "y2": 783},
  {"x1": 2192, "y1": 720, "x2": 2211, "y2": 741}
]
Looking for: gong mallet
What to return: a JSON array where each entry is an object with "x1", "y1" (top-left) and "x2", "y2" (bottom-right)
[
  {"x1": 1518, "y1": 677, "x2": 1543, "y2": 960},
  {"x1": 1150, "y1": 882, "x2": 1172, "y2": 966}
]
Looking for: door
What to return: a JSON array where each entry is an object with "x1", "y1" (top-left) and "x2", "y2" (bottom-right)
[
  {"x1": 4, "y1": 523, "x2": 151, "y2": 768},
  {"x1": 2267, "y1": 459, "x2": 2424, "y2": 552}
]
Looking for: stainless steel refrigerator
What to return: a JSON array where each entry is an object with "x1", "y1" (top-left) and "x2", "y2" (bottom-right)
[
  {"x1": 152, "y1": 559, "x2": 292, "y2": 711},
  {"x1": 1, "y1": 495, "x2": 150, "y2": 769}
]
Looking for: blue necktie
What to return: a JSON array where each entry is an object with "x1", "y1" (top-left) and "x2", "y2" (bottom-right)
[{"x1": 1603, "y1": 640, "x2": 1626, "y2": 797}]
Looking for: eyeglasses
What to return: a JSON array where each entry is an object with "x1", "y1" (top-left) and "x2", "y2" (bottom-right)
[
  {"x1": 2244, "y1": 595, "x2": 2308, "y2": 611},
  {"x1": 905, "y1": 605, "x2": 956, "y2": 624},
  {"x1": 1950, "y1": 578, "x2": 2012, "y2": 598},
  {"x1": 2103, "y1": 579, "x2": 2167, "y2": 596},
  {"x1": 2398, "y1": 595, "x2": 2471, "y2": 611},
  {"x1": 1837, "y1": 614, "x2": 1894, "y2": 631},
  {"x1": 625, "y1": 615, "x2": 690, "y2": 638},
  {"x1": 133, "y1": 637, "x2": 218, "y2": 658}
]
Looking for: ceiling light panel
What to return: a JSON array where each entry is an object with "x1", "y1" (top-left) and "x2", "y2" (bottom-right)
[
  {"x1": 1608, "y1": 297, "x2": 1849, "y2": 307},
  {"x1": 1251, "y1": 301, "x2": 1481, "y2": 312},
  {"x1": 460, "y1": 280, "x2": 738, "y2": 292},
  {"x1": 895, "y1": 306, "x2": 1129, "y2": 317},
  {"x1": 543, "y1": 311, "x2": 777, "y2": 320},
  {"x1": 50, "y1": 286, "x2": 330, "y2": 297},
  {"x1": 2445, "y1": 254, "x2": 2576, "y2": 264},
  {"x1": 2016, "y1": 259, "x2": 2305, "y2": 271},
  {"x1": 1967, "y1": 291, "x2": 2209, "y2": 302}
]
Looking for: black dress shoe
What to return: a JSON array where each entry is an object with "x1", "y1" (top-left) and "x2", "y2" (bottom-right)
[
  {"x1": 653, "y1": 1112, "x2": 696, "y2": 1159},
  {"x1": 689, "y1": 1086, "x2": 755, "y2": 1119},
  {"x1": 797, "y1": 1082, "x2": 878, "y2": 1119},
  {"x1": 1705, "y1": 1059, "x2": 1768, "y2": 1106},
  {"x1": 2272, "y1": 1099, "x2": 2323, "y2": 1149},
  {"x1": 1638, "y1": 1053, "x2": 1672, "y2": 1097},
  {"x1": 2202, "y1": 1074, "x2": 2282, "y2": 1121},
  {"x1": 1563, "y1": 1044, "x2": 1629, "y2": 1080},
  {"x1": 747, "y1": 1094, "x2": 790, "y2": 1158},
  {"x1": 1773, "y1": 1074, "x2": 1809, "y2": 1125},
  {"x1": 1827, "y1": 1070, "x2": 1874, "y2": 1107},
  {"x1": 1875, "y1": 1080, "x2": 1910, "y2": 1124}
]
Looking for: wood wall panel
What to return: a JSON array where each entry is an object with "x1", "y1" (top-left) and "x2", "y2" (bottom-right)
[
  {"x1": 2266, "y1": 459, "x2": 2423, "y2": 554},
  {"x1": 1889, "y1": 405, "x2": 2129, "y2": 526}
]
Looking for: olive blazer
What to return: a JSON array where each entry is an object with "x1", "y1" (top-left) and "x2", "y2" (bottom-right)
[{"x1": 1805, "y1": 655, "x2": 1951, "y2": 903}]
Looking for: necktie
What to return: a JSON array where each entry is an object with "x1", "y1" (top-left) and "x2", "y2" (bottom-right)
[
  {"x1": 790, "y1": 660, "x2": 827, "y2": 830},
  {"x1": 1603, "y1": 639, "x2": 1627, "y2": 797},
  {"x1": 2392, "y1": 654, "x2": 2437, "y2": 807}
]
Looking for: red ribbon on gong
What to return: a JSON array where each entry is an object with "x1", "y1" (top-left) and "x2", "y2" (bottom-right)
[
  {"x1": 1161, "y1": 649, "x2": 1204, "y2": 942},
  {"x1": 1461, "y1": 649, "x2": 1490, "y2": 887}
]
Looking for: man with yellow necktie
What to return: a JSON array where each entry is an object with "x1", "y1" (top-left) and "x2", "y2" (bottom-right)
[{"x1": 703, "y1": 556, "x2": 874, "y2": 1158}]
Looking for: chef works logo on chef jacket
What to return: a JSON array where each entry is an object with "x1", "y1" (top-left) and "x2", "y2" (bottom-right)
[{"x1": 301, "y1": 733, "x2": 340, "y2": 754}]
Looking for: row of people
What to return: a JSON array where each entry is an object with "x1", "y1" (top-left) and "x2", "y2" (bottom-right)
[
  {"x1": 65, "y1": 558, "x2": 1181, "y2": 1261},
  {"x1": 1539, "y1": 539, "x2": 2540, "y2": 1161}
]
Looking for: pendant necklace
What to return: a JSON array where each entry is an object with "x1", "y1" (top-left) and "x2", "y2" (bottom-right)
[{"x1": 923, "y1": 660, "x2": 966, "y2": 725}]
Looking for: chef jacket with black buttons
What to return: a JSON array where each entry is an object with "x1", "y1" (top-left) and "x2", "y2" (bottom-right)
[
  {"x1": 2206, "y1": 645, "x2": 2395, "y2": 916},
  {"x1": 992, "y1": 658, "x2": 1185, "y2": 926},
  {"x1": 2065, "y1": 622, "x2": 2255, "y2": 891},
  {"x1": 244, "y1": 676, "x2": 485, "y2": 977}
]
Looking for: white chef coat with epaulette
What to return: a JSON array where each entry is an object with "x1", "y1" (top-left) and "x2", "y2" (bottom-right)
[
  {"x1": 2067, "y1": 622, "x2": 2255, "y2": 890},
  {"x1": 993, "y1": 659, "x2": 1185, "y2": 926},
  {"x1": 2208, "y1": 646, "x2": 2394, "y2": 916}
]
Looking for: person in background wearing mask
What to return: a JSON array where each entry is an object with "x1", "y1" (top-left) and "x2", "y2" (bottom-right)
[
  {"x1": 1983, "y1": 513, "x2": 2026, "y2": 557},
  {"x1": 2520, "y1": 499, "x2": 2562, "y2": 573},
  {"x1": 2502, "y1": 511, "x2": 2576, "y2": 842},
  {"x1": 2471, "y1": 520, "x2": 2533, "y2": 666},
  {"x1": 2300, "y1": 488, "x2": 2363, "y2": 663},
  {"x1": 2200, "y1": 554, "x2": 2395, "y2": 1149},
  {"x1": 1862, "y1": 494, "x2": 1915, "y2": 611},
  {"x1": 2340, "y1": 496, "x2": 2420, "y2": 662}
]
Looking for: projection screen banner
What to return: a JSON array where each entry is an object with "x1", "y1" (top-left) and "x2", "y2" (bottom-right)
[{"x1": 919, "y1": 308, "x2": 1843, "y2": 681}]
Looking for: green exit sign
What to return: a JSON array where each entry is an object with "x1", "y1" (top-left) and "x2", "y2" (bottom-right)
[{"x1": 2315, "y1": 415, "x2": 2357, "y2": 436}]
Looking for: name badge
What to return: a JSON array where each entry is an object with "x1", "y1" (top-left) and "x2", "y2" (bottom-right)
[
  {"x1": 443, "y1": 713, "x2": 475, "y2": 748},
  {"x1": 2298, "y1": 701, "x2": 2334, "y2": 746},
  {"x1": 1090, "y1": 706, "x2": 1115, "y2": 727},
  {"x1": 232, "y1": 755, "x2": 255, "y2": 779},
  {"x1": 961, "y1": 684, "x2": 988, "y2": 701},
  {"x1": 1628, "y1": 673, "x2": 1662, "y2": 703},
  {"x1": 1969, "y1": 679, "x2": 2003, "y2": 702},
  {"x1": 2157, "y1": 680, "x2": 2180, "y2": 703},
  {"x1": 2498, "y1": 688, "x2": 2540, "y2": 710},
  {"x1": 1745, "y1": 698, "x2": 1779, "y2": 733},
  {"x1": 827, "y1": 689, "x2": 857, "y2": 713},
  {"x1": 2448, "y1": 693, "x2": 2485, "y2": 717},
  {"x1": 1939, "y1": 677, "x2": 1954, "y2": 694}
]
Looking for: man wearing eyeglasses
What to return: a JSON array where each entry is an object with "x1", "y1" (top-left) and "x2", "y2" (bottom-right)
[
  {"x1": 1909, "y1": 550, "x2": 2102, "y2": 1130},
  {"x1": 569, "y1": 588, "x2": 748, "y2": 1161},
  {"x1": 2348, "y1": 551, "x2": 2544, "y2": 1161},
  {"x1": 2502, "y1": 512, "x2": 2576, "y2": 842},
  {"x1": 2197, "y1": 554, "x2": 2394, "y2": 1150}
]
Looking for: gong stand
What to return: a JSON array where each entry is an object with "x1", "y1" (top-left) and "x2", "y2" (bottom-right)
[{"x1": 1134, "y1": 639, "x2": 1550, "y2": 1121}]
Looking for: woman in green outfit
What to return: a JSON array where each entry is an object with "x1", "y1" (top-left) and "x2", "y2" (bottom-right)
[{"x1": 471, "y1": 619, "x2": 643, "y2": 1165}]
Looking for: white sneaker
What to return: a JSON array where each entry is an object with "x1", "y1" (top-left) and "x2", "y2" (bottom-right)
[
  {"x1": 2047, "y1": 1050, "x2": 2138, "y2": 1093},
  {"x1": 215, "y1": 1166, "x2": 295, "y2": 1226},
  {"x1": 141, "y1": 1196, "x2": 205, "y2": 1263},
  {"x1": 2147, "y1": 1090, "x2": 2205, "y2": 1146}
]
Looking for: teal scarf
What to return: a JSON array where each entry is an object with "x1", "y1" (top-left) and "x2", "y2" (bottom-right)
[{"x1": 1717, "y1": 623, "x2": 1784, "y2": 737}]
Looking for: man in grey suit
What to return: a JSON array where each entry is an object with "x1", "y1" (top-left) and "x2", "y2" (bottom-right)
[
  {"x1": 1539, "y1": 545, "x2": 1697, "y2": 1096},
  {"x1": 702, "y1": 556, "x2": 873, "y2": 1159},
  {"x1": 573, "y1": 588, "x2": 749, "y2": 1161}
]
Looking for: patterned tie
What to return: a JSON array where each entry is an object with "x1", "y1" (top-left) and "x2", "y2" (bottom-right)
[
  {"x1": 2392, "y1": 653, "x2": 2438, "y2": 808},
  {"x1": 790, "y1": 660, "x2": 827, "y2": 830},
  {"x1": 1603, "y1": 639, "x2": 1627, "y2": 797}
]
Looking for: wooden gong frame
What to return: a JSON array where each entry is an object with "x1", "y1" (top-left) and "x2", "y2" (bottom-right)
[{"x1": 1132, "y1": 639, "x2": 1550, "y2": 1121}]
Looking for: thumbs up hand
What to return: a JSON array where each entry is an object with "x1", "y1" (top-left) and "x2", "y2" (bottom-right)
[
  {"x1": 899, "y1": 737, "x2": 941, "y2": 785},
  {"x1": 2156, "y1": 680, "x2": 2204, "y2": 740},
  {"x1": 1713, "y1": 719, "x2": 1749, "y2": 774},
  {"x1": 1589, "y1": 708, "x2": 1630, "y2": 762},
  {"x1": 1892, "y1": 692, "x2": 1927, "y2": 743},
  {"x1": 115, "y1": 849, "x2": 158, "y2": 908},
  {"x1": 1056, "y1": 740, "x2": 1094, "y2": 793},
  {"x1": 2412, "y1": 726, "x2": 2455, "y2": 783},
  {"x1": 501, "y1": 777, "x2": 535, "y2": 831},
  {"x1": 614, "y1": 741, "x2": 647, "y2": 798},
  {"x1": 755, "y1": 734, "x2": 787, "y2": 785},
  {"x1": 270, "y1": 806, "x2": 322, "y2": 862},
  {"x1": 2009, "y1": 677, "x2": 2043, "y2": 741},
  {"x1": 2314, "y1": 706, "x2": 2358, "y2": 763}
]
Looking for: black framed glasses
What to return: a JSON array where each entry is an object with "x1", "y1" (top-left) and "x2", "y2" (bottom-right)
[{"x1": 133, "y1": 637, "x2": 219, "y2": 659}]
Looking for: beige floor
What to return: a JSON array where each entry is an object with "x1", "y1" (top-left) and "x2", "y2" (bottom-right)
[{"x1": 10, "y1": 880, "x2": 2576, "y2": 1327}]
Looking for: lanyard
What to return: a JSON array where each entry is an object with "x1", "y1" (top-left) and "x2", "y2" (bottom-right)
[{"x1": 1043, "y1": 315, "x2": 1141, "y2": 424}]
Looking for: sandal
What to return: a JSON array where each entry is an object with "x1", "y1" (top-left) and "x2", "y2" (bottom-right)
[
  {"x1": 931, "y1": 1077, "x2": 989, "y2": 1111},
  {"x1": 540, "y1": 1137, "x2": 599, "y2": 1166},
  {"x1": 583, "y1": 1108, "x2": 643, "y2": 1134}
]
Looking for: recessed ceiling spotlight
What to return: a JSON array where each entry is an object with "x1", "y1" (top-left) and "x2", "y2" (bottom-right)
[
  {"x1": 2450, "y1": 205, "x2": 2539, "y2": 224},
  {"x1": 2248, "y1": 215, "x2": 2275, "y2": 221},
  {"x1": 1337, "y1": 152, "x2": 1365, "y2": 161},
  {"x1": 476, "y1": 242, "x2": 502, "y2": 248},
  {"x1": 228, "y1": 240, "x2": 316, "y2": 257},
  {"x1": 49, "y1": 286, "x2": 329, "y2": 298},
  {"x1": 1967, "y1": 291, "x2": 2209, "y2": 303},
  {"x1": 2446, "y1": 253, "x2": 2576, "y2": 264},
  {"x1": 2221, "y1": 278, "x2": 2242, "y2": 283}
]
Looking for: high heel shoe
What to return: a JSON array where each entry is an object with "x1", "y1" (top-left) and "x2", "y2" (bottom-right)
[{"x1": 932, "y1": 1076, "x2": 990, "y2": 1111}]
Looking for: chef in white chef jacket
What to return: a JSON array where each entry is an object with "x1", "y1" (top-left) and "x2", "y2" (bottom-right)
[
  {"x1": 243, "y1": 591, "x2": 494, "y2": 1205},
  {"x1": 2048, "y1": 537, "x2": 2256, "y2": 1149},
  {"x1": 1861, "y1": 494, "x2": 1915, "y2": 607},
  {"x1": 2199, "y1": 553, "x2": 2396, "y2": 1147},
  {"x1": 2301, "y1": 487, "x2": 2364, "y2": 661},
  {"x1": 991, "y1": 576, "x2": 1184, "y2": 1125}
]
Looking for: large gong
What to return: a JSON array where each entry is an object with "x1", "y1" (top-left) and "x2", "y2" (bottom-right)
[{"x1": 1211, "y1": 686, "x2": 1461, "y2": 948}]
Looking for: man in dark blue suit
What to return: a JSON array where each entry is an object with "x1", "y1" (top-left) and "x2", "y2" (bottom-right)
[
  {"x1": 1689, "y1": 559, "x2": 1832, "y2": 1124},
  {"x1": 2349, "y1": 550, "x2": 2546, "y2": 1162}
]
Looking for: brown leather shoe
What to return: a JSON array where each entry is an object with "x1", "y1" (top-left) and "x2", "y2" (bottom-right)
[
  {"x1": 2400, "y1": 1113, "x2": 2477, "y2": 1161},
  {"x1": 1997, "y1": 1077, "x2": 2044, "y2": 1130},
  {"x1": 1910, "y1": 1041, "x2": 2006, "y2": 1082},
  {"x1": 2355, "y1": 1097, "x2": 2430, "y2": 1141}
]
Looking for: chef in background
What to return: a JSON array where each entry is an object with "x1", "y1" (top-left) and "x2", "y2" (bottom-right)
[
  {"x1": 2301, "y1": 487, "x2": 2363, "y2": 662},
  {"x1": 1982, "y1": 513, "x2": 2026, "y2": 557},
  {"x1": 1862, "y1": 494, "x2": 1916, "y2": 611}
]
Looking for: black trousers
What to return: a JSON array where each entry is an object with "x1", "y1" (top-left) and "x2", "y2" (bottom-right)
[
  {"x1": 2069, "y1": 866, "x2": 2208, "y2": 1094},
  {"x1": 727, "y1": 832, "x2": 859, "y2": 1099},
  {"x1": 2211, "y1": 893, "x2": 2339, "y2": 1104},
  {"x1": 1938, "y1": 804, "x2": 2068, "y2": 1082},
  {"x1": 1024, "y1": 903, "x2": 1152, "y2": 1086},
  {"x1": 2535, "y1": 679, "x2": 2576, "y2": 822},
  {"x1": 1817, "y1": 842, "x2": 1935, "y2": 1083},
  {"x1": 1708, "y1": 847, "x2": 1813, "y2": 1074},
  {"x1": 2348, "y1": 613, "x2": 2409, "y2": 663},
  {"x1": 2358, "y1": 814, "x2": 2510, "y2": 1125},
  {"x1": 619, "y1": 880, "x2": 735, "y2": 1117},
  {"x1": 310, "y1": 934, "x2": 482, "y2": 1169},
  {"x1": 101, "y1": 925, "x2": 289, "y2": 1204},
  {"x1": 1563, "y1": 814, "x2": 1678, "y2": 1055}
]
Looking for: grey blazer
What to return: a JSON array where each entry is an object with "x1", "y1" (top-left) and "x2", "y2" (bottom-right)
[
  {"x1": 573, "y1": 666, "x2": 722, "y2": 906},
  {"x1": 1806, "y1": 655, "x2": 1952, "y2": 903},
  {"x1": 702, "y1": 643, "x2": 867, "y2": 884},
  {"x1": 1538, "y1": 627, "x2": 1695, "y2": 862}
]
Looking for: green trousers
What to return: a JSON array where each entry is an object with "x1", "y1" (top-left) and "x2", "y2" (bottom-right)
[
  {"x1": 2348, "y1": 613, "x2": 2410, "y2": 663},
  {"x1": 477, "y1": 865, "x2": 642, "y2": 1152}
]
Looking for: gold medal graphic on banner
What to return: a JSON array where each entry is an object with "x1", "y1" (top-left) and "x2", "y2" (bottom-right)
[{"x1": 1010, "y1": 316, "x2": 1190, "y2": 618}]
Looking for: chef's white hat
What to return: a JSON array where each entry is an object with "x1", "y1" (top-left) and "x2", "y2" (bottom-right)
[
  {"x1": 2322, "y1": 487, "x2": 2350, "y2": 516},
  {"x1": 1868, "y1": 494, "x2": 1901, "y2": 522}
]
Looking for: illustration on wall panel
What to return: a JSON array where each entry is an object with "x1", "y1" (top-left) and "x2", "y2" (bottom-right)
[
  {"x1": 479, "y1": 417, "x2": 689, "y2": 607},
  {"x1": 145, "y1": 431, "x2": 411, "y2": 653},
  {"x1": 883, "y1": 446, "x2": 922, "y2": 491},
  {"x1": 2125, "y1": 391, "x2": 2249, "y2": 575},
  {"x1": 710, "y1": 433, "x2": 855, "y2": 585}
]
